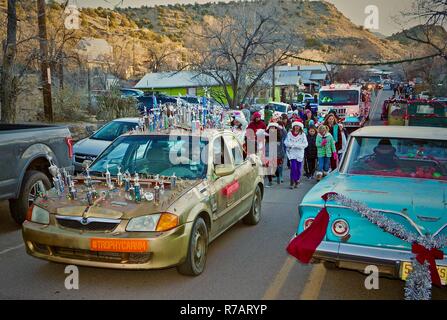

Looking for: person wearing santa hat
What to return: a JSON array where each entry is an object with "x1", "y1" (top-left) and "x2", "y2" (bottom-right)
[{"x1": 284, "y1": 121, "x2": 308, "y2": 189}]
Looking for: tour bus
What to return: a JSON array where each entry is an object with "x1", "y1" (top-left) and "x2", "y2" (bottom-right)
[{"x1": 318, "y1": 84, "x2": 371, "y2": 130}]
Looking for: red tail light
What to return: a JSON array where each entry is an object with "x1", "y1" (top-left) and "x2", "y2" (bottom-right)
[
  {"x1": 332, "y1": 219, "x2": 349, "y2": 237},
  {"x1": 65, "y1": 137, "x2": 73, "y2": 159}
]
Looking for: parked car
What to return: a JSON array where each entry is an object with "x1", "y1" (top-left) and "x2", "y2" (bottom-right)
[
  {"x1": 0, "y1": 124, "x2": 73, "y2": 224},
  {"x1": 296, "y1": 126, "x2": 447, "y2": 283},
  {"x1": 260, "y1": 102, "x2": 291, "y2": 120},
  {"x1": 120, "y1": 88, "x2": 144, "y2": 99},
  {"x1": 23, "y1": 129, "x2": 264, "y2": 275},
  {"x1": 73, "y1": 118, "x2": 140, "y2": 172},
  {"x1": 180, "y1": 96, "x2": 201, "y2": 105}
]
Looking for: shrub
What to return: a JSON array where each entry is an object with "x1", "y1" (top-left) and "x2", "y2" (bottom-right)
[
  {"x1": 96, "y1": 87, "x2": 139, "y2": 121},
  {"x1": 52, "y1": 87, "x2": 89, "y2": 122}
]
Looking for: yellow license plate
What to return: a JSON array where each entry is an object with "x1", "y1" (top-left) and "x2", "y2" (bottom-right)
[
  {"x1": 90, "y1": 238, "x2": 149, "y2": 253},
  {"x1": 400, "y1": 261, "x2": 447, "y2": 285}
]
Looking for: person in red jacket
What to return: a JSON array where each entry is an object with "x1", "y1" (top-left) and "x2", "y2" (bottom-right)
[{"x1": 246, "y1": 112, "x2": 266, "y2": 155}]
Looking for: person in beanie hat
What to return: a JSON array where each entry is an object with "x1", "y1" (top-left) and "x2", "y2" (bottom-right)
[
  {"x1": 315, "y1": 125, "x2": 337, "y2": 181},
  {"x1": 304, "y1": 125, "x2": 318, "y2": 179},
  {"x1": 284, "y1": 121, "x2": 308, "y2": 189}
]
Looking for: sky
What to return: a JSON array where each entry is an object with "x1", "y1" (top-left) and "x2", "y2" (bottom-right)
[{"x1": 69, "y1": 0, "x2": 417, "y2": 36}]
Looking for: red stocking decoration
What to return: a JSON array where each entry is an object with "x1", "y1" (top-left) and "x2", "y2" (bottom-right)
[{"x1": 287, "y1": 207, "x2": 330, "y2": 264}]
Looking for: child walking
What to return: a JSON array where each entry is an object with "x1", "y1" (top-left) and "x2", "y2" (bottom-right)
[
  {"x1": 316, "y1": 125, "x2": 337, "y2": 181},
  {"x1": 284, "y1": 122, "x2": 308, "y2": 189},
  {"x1": 304, "y1": 125, "x2": 318, "y2": 179}
]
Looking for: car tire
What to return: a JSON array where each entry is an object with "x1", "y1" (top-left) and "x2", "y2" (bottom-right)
[
  {"x1": 243, "y1": 185, "x2": 262, "y2": 225},
  {"x1": 177, "y1": 217, "x2": 209, "y2": 276},
  {"x1": 9, "y1": 170, "x2": 51, "y2": 225}
]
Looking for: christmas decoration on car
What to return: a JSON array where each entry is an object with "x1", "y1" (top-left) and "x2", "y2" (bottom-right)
[{"x1": 287, "y1": 192, "x2": 447, "y2": 300}]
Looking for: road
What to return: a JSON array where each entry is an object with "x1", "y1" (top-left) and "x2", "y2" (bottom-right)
[{"x1": 0, "y1": 90, "x2": 446, "y2": 300}]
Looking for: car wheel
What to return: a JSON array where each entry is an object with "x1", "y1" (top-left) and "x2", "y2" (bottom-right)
[
  {"x1": 243, "y1": 185, "x2": 262, "y2": 225},
  {"x1": 9, "y1": 170, "x2": 51, "y2": 225},
  {"x1": 177, "y1": 217, "x2": 208, "y2": 276}
]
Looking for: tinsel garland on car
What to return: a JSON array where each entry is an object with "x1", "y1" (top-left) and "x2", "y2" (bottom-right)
[{"x1": 287, "y1": 192, "x2": 447, "y2": 300}]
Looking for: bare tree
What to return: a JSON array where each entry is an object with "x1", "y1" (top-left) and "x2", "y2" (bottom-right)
[
  {"x1": 403, "y1": 0, "x2": 447, "y2": 61},
  {"x1": 145, "y1": 41, "x2": 181, "y2": 73},
  {"x1": 46, "y1": 1, "x2": 81, "y2": 90},
  {"x1": 185, "y1": 1, "x2": 300, "y2": 109},
  {"x1": 1, "y1": 0, "x2": 18, "y2": 123}
]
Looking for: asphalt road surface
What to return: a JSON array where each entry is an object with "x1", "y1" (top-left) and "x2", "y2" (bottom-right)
[{"x1": 1, "y1": 91, "x2": 446, "y2": 300}]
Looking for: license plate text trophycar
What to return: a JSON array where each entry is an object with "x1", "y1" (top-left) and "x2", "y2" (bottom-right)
[{"x1": 90, "y1": 239, "x2": 149, "y2": 253}]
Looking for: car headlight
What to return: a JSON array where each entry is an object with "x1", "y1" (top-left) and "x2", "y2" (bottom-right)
[
  {"x1": 27, "y1": 205, "x2": 50, "y2": 225},
  {"x1": 126, "y1": 213, "x2": 179, "y2": 232}
]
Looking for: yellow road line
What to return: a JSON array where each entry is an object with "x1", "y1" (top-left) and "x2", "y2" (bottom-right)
[
  {"x1": 299, "y1": 263, "x2": 327, "y2": 300},
  {"x1": 262, "y1": 257, "x2": 296, "y2": 300}
]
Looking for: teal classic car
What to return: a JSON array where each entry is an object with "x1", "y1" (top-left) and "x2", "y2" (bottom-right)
[{"x1": 297, "y1": 126, "x2": 447, "y2": 284}]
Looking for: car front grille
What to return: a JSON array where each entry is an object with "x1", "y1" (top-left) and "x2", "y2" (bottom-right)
[
  {"x1": 50, "y1": 246, "x2": 152, "y2": 264},
  {"x1": 56, "y1": 216, "x2": 120, "y2": 232},
  {"x1": 74, "y1": 153, "x2": 96, "y2": 164}
]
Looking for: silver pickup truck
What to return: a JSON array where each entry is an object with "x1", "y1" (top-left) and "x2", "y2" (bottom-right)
[{"x1": 0, "y1": 124, "x2": 74, "y2": 224}]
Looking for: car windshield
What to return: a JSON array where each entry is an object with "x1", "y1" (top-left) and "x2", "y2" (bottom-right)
[
  {"x1": 89, "y1": 135, "x2": 208, "y2": 180},
  {"x1": 91, "y1": 121, "x2": 138, "y2": 141},
  {"x1": 319, "y1": 90, "x2": 360, "y2": 106},
  {"x1": 343, "y1": 137, "x2": 447, "y2": 180}
]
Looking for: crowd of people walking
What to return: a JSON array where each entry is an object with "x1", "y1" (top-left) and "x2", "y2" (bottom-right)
[{"x1": 230, "y1": 105, "x2": 348, "y2": 189}]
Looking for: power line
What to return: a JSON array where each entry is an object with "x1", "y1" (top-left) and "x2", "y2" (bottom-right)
[{"x1": 285, "y1": 52, "x2": 441, "y2": 66}]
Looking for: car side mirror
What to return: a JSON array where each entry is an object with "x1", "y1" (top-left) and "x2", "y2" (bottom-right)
[{"x1": 214, "y1": 164, "x2": 235, "y2": 177}]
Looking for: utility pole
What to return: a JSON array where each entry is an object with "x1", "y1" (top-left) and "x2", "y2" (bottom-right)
[
  {"x1": 271, "y1": 65, "x2": 276, "y2": 102},
  {"x1": 37, "y1": 0, "x2": 53, "y2": 122}
]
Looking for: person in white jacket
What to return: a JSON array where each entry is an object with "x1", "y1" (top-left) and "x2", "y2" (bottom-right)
[{"x1": 284, "y1": 121, "x2": 308, "y2": 189}]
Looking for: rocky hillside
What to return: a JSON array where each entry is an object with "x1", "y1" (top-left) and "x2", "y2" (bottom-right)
[
  {"x1": 117, "y1": 0, "x2": 407, "y2": 61},
  {"x1": 388, "y1": 24, "x2": 447, "y2": 53},
  {"x1": 2, "y1": 0, "x2": 426, "y2": 76}
]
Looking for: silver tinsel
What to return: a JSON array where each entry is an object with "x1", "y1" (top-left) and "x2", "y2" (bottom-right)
[
  {"x1": 324, "y1": 193, "x2": 446, "y2": 300},
  {"x1": 404, "y1": 260, "x2": 432, "y2": 300}
]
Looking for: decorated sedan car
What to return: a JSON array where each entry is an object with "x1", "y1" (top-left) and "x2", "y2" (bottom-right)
[
  {"x1": 294, "y1": 126, "x2": 447, "y2": 285},
  {"x1": 22, "y1": 128, "x2": 264, "y2": 276}
]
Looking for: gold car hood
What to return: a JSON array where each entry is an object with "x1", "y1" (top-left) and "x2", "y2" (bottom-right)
[{"x1": 35, "y1": 178, "x2": 203, "y2": 220}]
